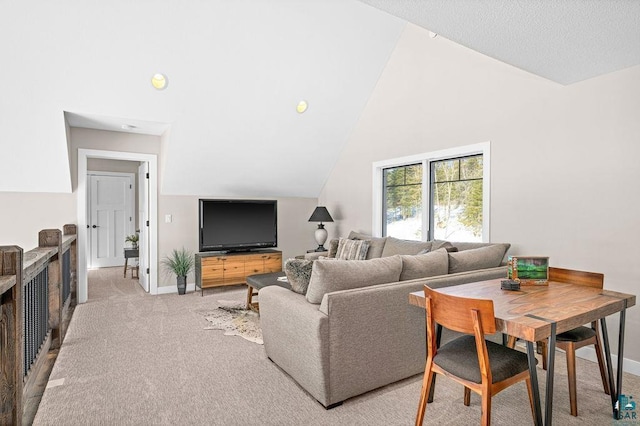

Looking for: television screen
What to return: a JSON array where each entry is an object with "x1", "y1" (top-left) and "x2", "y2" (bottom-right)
[{"x1": 199, "y1": 199, "x2": 277, "y2": 252}]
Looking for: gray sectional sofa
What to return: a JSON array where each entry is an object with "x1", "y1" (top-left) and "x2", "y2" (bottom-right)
[{"x1": 259, "y1": 232, "x2": 510, "y2": 408}]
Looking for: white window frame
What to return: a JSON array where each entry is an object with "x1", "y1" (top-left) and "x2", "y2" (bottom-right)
[{"x1": 372, "y1": 142, "x2": 491, "y2": 241}]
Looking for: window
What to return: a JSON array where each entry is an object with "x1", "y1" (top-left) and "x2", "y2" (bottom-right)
[
  {"x1": 382, "y1": 164, "x2": 423, "y2": 240},
  {"x1": 430, "y1": 155, "x2": 483, "y2": 241},
  {"x1": 374, "y1": 143, "x2": 489, "y2": 242}
]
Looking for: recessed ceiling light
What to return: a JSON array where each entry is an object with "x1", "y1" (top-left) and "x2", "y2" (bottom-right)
[
  {"x1": 296, "y1": 100, "x2": 308, "y2": 114},
  {"x1": 121, "y1": 124, "x2": 136, "y2": 130},
  {"x1": 151, "y1": 73, "x2": 168, "y2": 90}
]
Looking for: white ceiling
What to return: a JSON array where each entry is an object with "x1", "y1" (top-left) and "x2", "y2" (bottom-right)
[
  {"x1": 1, "y1": 1, "x2": 638, "y2": 196},
  {"x1": 359, "y1": 0, "x2": 640, "y2": 85},
  {"x1": 65, "y1": 112, "x2": 170, "y2": 136}
]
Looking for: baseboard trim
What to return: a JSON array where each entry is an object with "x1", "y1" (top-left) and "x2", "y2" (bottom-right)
[
  {"x1": 575, "y1": 347, "x2": 640, "y2": 377},
  {"x1": 156, "y1": 283, "x2": 196, "y2": 295},
  {"x1": 514, "y1": 340, "x2": 639, "y2": 377}
]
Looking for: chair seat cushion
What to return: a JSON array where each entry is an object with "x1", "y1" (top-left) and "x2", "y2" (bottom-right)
[
  {"x1": 434, "y1": 335, "x2": 530, "y2": 384},
  {"x1": 556, "y1": 326, "x2": 596, "y2": 342}
]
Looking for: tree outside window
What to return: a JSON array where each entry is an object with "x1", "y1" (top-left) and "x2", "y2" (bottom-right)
[
  {"x1": 431, "y1": 155, "x2": 483, "y2": 241},
  {"x1": 383, "y1": 164, "x2": 422, "y2": 240},
  {"x1": 382, "y1": 154, "x2": 483, "y2": 242}
]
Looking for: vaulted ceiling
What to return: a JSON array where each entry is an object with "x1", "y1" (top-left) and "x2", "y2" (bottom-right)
[{"x1": 1, "y1": 1, "x2": 638, "y2": 196}]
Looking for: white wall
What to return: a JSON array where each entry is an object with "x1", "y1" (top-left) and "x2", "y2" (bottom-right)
[
  {"x1": 320, "y1": 24, "x2": 640, "y2": 363},
  {"x1": 0, "y1": 128, "x2": 317, "y2": 289},
  {"x1": 0, "y1": 192, "x2": 76, "y2": 250}
]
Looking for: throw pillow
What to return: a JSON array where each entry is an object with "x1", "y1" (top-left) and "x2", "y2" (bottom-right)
[
  {"x1": 327, "y1": 238, "x2": 340, "y2": 258},
  {"x1": 448, "y1": 244, "x2": 510, "y2": 274},
  {"x1": 284, "y1": 258, "x2": 314, "y2": 294},
  {"x1": 347, "y1": 231, "x2": 387, "y2": 259},
  {"x1": 399, "y1": 248, "x2": 449, "y2": 281},
  {"x1": 335, "y1": 238, "x2": 370, "y2": 260},
  {"x1": 381, "y1": 236, "x2": 432, "y2": 257},
  {"x1": 431, "y1": 240, "x2": 458, "y2": 252},
  {"x1": 305, "y1": 256, "x2": 403, "y2": 304}
]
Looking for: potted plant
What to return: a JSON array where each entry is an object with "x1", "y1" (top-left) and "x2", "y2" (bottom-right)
[
  {"x1": 125, "y1": 232, "x2": 139, "y2": 249},
  {"x1": 161, "y1": 248, "x2": 194, "y2": 295}
]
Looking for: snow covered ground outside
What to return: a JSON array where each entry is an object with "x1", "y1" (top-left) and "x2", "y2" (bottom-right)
[{"x1": 386, "y1": 215, "x2": 481, "y2": 242}]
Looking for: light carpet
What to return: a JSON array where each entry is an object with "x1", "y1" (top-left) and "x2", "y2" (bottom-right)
[{"x1": 32, "y1": 266, "x2": 640, "y2": 425}]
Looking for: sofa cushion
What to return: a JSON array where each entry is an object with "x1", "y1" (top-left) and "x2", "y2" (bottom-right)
[
  {"x1": 284, "y1": 258, "x2": 314, "y2": 294},
  {"x1": 400, "y1": 248, "x2": 449, "y2": 281},
  {"x1": 305, "y1": 256, "x2": 403, "y2": 304},
  {"x1": 347, "y1": 231, "x2": 387, "y2": 259},
  {"x1": 453, "y1": 242, "x2": 510, "y2": 252},
  {"x1": 335, "y1": 238, "x2": 370, "y2": 260},
  {"x1": 381, "y1": 236, "x2": 432, "y2": 257},
  {"x1": 448, "y1": 244, "x2": 510, "y2": 274}
]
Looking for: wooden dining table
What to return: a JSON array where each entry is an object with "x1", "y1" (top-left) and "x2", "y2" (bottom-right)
[{"x1": 409, "y1": 279, "x2": 636, "y2": 426}]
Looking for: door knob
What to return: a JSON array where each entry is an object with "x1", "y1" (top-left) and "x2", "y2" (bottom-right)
[{"x1": 92, "y1": 225, "x2": 100, "y2": 228}]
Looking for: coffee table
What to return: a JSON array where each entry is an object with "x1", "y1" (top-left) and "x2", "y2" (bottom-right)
[{"x1": 245, "y1": 271, "x2": 290, "y2": 310}]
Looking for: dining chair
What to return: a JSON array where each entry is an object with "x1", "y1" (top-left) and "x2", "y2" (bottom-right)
[
  {"x1": 415, "y1": 285, "x2": 536, "y2": 426},
  {"x1": 538, "y1": 267, "x2": 610, "y2": 417}
]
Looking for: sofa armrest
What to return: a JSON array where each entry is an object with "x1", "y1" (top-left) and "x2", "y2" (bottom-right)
[
  {"x1": 318, "y1": 280, "x2": 427, "y2": 403},
  {"x1": 304, "y1": 251, "x2": 328, "y2": 260},
  {"x1": 259, "y1": 286, "x2": 331, "y2": 405}
]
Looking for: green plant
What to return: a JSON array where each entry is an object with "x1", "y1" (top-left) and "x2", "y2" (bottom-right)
[
  {"x1": 161, "y1": 248, "x2": 195, "y2": 277},
  {"x1": 125, "y1": 233, "x2": 139, "y2": 248}
]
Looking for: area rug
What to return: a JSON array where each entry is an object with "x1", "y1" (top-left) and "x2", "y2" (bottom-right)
[{"x1": 201, "y1": 300, "x2": 263, "y2": 344}]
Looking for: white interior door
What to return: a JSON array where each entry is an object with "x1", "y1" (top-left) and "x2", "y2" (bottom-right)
[
  {"x1": 138, "y1": 162, "x2": 150, "y2": 292},
  {"x1": 89, "y1": 173, "x2": 134, "y2": 268}
]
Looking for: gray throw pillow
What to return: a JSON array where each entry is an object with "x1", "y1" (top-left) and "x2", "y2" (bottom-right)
[
  {"x1": 327, "y1": 238, "x2": 340, "y2": 258},
  {"x1": 448, "y1": 244, "x2": 510, "y2": 274},
  {"x1": 381, "y1": 236, "x2": 432, "y2": 257},
  {"x1": 431, "y1": 240, "x2": 458, "y2": 252},
  {"x1": 305, "y1": 256, "x2": 403, "y2": 304},
  {"x1": 399, "y1": 248, "x2": 449, "y2": 281},
  {"x1": 284, "y1": 258, "x2": 314, "y2": 294},
  {"x1": 335, "y1": 238, "x2": 370, "y2": 260},
  {"x1": 347, "y1": 231, "x2": 387, "y2": 259}
]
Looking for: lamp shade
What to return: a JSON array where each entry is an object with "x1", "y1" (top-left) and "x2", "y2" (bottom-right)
[{"x1": 308, "y1": 206, "x2": 333, "y2": 223}]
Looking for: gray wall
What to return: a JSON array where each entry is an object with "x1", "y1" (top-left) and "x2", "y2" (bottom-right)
[{"x1": 319, "y1": 24, "x2": 640, "y2": 364}]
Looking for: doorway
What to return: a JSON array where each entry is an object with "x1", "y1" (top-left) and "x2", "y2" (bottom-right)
[{"x1": 77, "y1": 149, "x2": 159, "y2": 303}]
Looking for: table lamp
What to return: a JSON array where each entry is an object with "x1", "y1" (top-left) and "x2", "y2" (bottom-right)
[{"x1": 308, "y1": 206, "x2": 333, "y2": 252}]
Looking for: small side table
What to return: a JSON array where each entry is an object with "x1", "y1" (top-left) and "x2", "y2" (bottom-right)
[{"x1": 124, "y1": 248, "x2": 139, "y2": 278}]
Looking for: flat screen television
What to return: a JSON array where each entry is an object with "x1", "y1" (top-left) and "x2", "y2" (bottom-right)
[{"x1": 199, "y1": 199, "x2": 278, "y2": 252}]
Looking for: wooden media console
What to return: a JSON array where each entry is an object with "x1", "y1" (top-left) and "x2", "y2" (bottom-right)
[{"x1": 194, "y1": 250, "x2": 282, "y2": 296}]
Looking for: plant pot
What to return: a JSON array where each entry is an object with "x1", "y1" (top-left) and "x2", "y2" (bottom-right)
[{"x1": 177, "y1": 276, "x2": 187, "y2": 295}]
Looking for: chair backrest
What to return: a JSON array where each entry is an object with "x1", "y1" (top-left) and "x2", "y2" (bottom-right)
[
  {"x1": 424, "y1": 285, "x2": 496, "y2": 335},
  {"x1": 549, "y1": 267, "x2": 604, "y2": 289}
]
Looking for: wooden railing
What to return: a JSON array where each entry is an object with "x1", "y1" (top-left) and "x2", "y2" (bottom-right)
[{"x1": 0, "y1": 224, "x2": 77, "y2": 425}]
